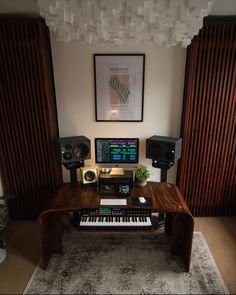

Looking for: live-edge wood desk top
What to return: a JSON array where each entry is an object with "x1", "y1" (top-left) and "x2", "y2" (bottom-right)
[
  {"x1": 42, "y1": 181, "x2": 192, "y2": 215},
  {"x1": 38, "y1": 182, "x2": 194, "y2": 271}
]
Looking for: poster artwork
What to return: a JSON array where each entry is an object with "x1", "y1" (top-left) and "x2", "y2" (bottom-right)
[
  {"x1": 94, "y1": 54, "x2": 144, "y2": 121},
  {"x1": 109, "y1": 74, "x2": 130, "y2": 105},
  {"x1": 109, "y1": 66, "x2": 130, "y2": 105}
]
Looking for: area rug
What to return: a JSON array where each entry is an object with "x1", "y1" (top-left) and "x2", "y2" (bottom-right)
[{"x1": 24, "y1": 231, "x2": 228, "y2": 294}]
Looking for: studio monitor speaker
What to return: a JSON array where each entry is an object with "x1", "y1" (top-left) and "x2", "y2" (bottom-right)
[
  {"x1": 58, "y1": 136, "x2": 91, "y2": 164},
  {"x1": 80, "y1": 167, "x2": 98, "y2": 186},
  {"x1": 146, "y1": 135, "x2": 182, "y2": 170}
]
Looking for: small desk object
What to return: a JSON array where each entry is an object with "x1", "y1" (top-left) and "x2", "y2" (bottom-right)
[{"x1": 38, "y1": 182, "x2": 194, "y2": 271}]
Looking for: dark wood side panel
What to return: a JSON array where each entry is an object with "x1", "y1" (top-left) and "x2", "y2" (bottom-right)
[
  {"x1": 177, "y1": 18, "x2": 236, "y2": 216},
  {"x1": 0, "y1": 18, "x2": 62, "y2": 218}
]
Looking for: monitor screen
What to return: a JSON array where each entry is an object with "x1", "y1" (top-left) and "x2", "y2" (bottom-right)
[{"x1": 95, "y1": 138, "x2": 139, "y2": 164}]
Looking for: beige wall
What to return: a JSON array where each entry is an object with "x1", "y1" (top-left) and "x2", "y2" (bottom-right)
[{"x1": 50, "y1": 37, "x2": 186, "y2": 183}]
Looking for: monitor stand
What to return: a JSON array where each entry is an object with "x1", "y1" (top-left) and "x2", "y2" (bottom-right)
[
  {"x1": 63, "y1": 161, "x2": 84, "y2": 186},
  {"x1": 110, "y1": 167, "x2": 124, "y2": 175}
]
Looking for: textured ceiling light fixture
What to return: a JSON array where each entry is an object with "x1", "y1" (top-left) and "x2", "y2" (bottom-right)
[{"x1": 37, "y1": 0, "x2": 213, "y2": 47}]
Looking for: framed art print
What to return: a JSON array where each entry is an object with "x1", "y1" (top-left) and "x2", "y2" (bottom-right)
[{"x1": 94, "y1": 54, "x2": 145, "y2": 122}]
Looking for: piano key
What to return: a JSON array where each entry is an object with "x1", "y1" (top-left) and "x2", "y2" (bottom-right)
[{"x1": 78, "y1": 209, "x2": 153, "y2": 228}]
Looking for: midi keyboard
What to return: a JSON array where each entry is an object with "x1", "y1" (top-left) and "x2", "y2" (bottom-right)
[{"x1": 72, "y1": 208, "x2": 153, "y2": 230}]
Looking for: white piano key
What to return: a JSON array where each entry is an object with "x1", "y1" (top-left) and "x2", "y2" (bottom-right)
[{"x1": 79, "y1": 211, "x2": 152, "y2": 228}]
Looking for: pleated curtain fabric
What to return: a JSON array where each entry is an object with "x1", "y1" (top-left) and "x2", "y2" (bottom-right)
[
  {"x1": 177, "y1": 17, "x2": 236, "y2": 216},
  {"x1": 0, "y1": 17, "x2": 62, "y2": 218}
]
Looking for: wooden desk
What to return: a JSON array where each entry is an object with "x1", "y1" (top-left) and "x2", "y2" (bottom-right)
[{"x1": 38, "y1": 182, "x2": 194, "y2": 271}]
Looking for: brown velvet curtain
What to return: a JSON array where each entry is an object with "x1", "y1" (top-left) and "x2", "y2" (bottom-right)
[
  {"x1": 177, "y1": 17, "x2": 236, "y2": 216},
  {"x1": 0, "y1": 17, "x2": 62, "y2": 218}
]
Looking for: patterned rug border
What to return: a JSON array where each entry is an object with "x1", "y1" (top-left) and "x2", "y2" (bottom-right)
[
  {"x1": 194, "y1": 232, "x2": 228, "y2": 294},
  {"x1": 23, "y1": 231, "x2": 229, "y2": 294}
]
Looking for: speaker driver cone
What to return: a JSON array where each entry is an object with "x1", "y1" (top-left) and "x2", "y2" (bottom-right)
[
  {"x1": 63, "y1": 152, "x2": 72, "y2": 161},
  {"x1": 81, "y1": 167, "x2": 98, "y2": 186},
  {"x1": 74, "y1": 143, "x2": 90, "y2": 159},
  {"x1": 84, "y1": 171, "x2": 96, "y2": 182}
]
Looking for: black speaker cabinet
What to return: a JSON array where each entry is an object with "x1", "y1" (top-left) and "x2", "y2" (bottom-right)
[
  {"x1": 146, "y1": 135, "x2": 182, "y2": 169},
  {"x1": 58, "y1": 136, "x2": 91, "y2": 164}
]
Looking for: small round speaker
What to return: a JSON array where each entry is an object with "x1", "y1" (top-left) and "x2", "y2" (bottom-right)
[
  {"x1": 81, "y1": 168, "x2": 98, "y2": 186},
  {"x1": 84, "y1": 170, "x2": 96, "y2": 182}
]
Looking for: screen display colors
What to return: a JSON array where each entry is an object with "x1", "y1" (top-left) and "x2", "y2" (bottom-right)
[{"x1": 95, "y1": 138, "x2": 139, "y2": 164}]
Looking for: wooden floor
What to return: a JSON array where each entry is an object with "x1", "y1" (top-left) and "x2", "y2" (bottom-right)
[{"x1": 0, "y1": 217, "x2": 235, "y2": 294}]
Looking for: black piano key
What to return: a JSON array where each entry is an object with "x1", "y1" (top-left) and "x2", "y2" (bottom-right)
[{"x1": 79, "y1": 209, "x2": 152, "y2": 228}]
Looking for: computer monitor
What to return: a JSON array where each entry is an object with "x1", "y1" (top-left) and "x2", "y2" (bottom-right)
[{"x1": 95, "y1": 138, "x2": 139, "y2": 165}]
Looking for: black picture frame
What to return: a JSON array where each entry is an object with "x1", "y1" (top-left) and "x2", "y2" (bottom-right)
[{"x1": 94, "y1": 54, "x2": 145, "y2": 122}]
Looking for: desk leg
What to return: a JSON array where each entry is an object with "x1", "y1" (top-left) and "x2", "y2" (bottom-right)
[
  {"x1": 38, "y1": 211, "x2": 65, "y2": 269},
  {"x1": 170, "y1": 213, "x2": 194, "y2": 272},
  {"x1": 164, "y1": 213, "x2": 173, "y2": 235}
]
